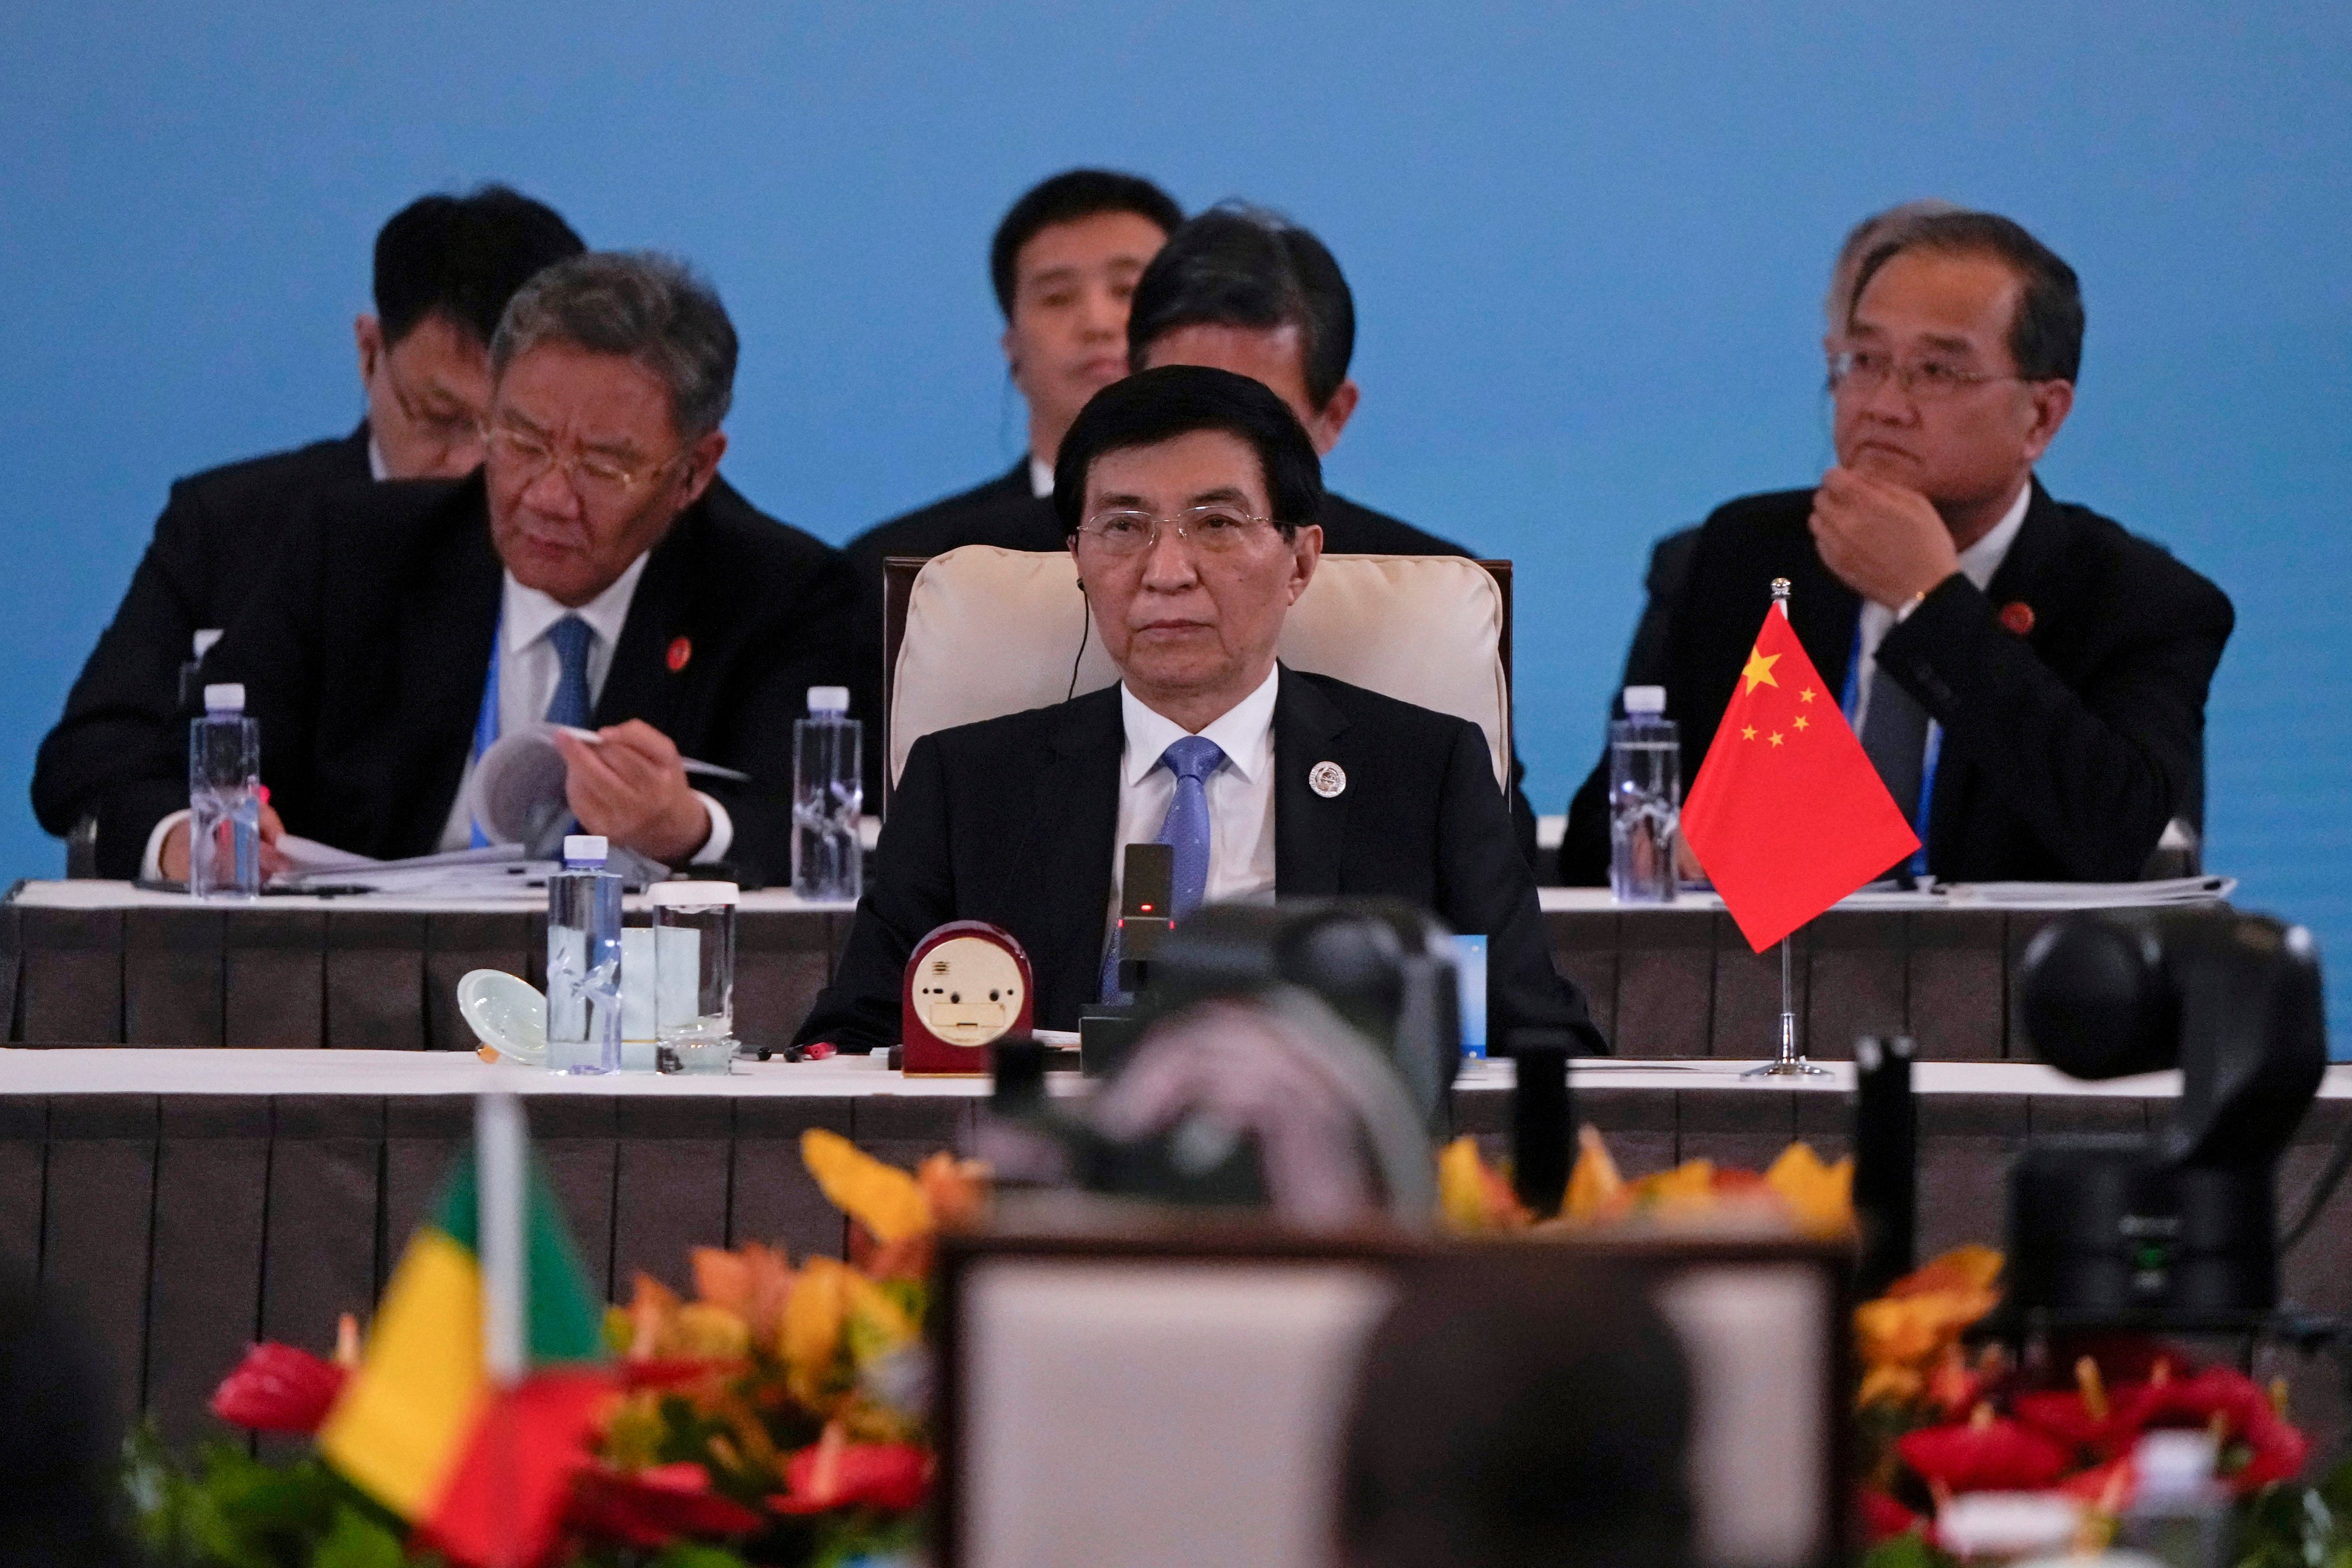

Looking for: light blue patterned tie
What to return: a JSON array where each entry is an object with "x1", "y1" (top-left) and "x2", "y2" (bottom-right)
[
  {"x1": 543, "y1": 615, "x2": 595, "y2": 728},
  {"x1": 1156, "y1": 735, "x2": 1226, "y2": 920},
  {"x1": 1099, "y1": 734, "x2": 1228, "y2": 1002}
]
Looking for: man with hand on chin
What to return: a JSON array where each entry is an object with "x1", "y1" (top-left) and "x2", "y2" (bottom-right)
[
  {"x1": 795, "y1": 365, "x2": 1598, "y2": 1056},
  {"x1": 130, "y1": 252, "x2": 851, "y2": 886},
  {"x1": 1654, "y1": 210, "x2": 2231, "y2": 883}
]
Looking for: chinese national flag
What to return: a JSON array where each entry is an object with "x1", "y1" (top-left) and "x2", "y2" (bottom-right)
[{"x1": 1681, "y1": 604, "x2": 1920, "y2": 952}]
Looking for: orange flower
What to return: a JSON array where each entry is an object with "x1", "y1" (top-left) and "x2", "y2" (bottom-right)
[
  {"x1": 1763, "y1": 1142, "x2": 1855, "y2": 1237},
  {"x1": 802, "y1": 1129, "x2": 932, "y2": 1242},
  {"x1": 1438, "y1": 1137, "x2": 1530, "y2": 1232},
  {"x1": 1563, "y1": 1125, "x2": 1625, "y2": 1222}
]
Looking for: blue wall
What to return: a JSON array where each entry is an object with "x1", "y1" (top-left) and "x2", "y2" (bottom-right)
[{"x1": 5, "y1": 3, "x2": 2347, "y2": 1043}]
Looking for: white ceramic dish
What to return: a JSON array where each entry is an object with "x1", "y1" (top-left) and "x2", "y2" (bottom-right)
[{"x1": 455, "y1": 968, "x2": 548, "y2": 1065}]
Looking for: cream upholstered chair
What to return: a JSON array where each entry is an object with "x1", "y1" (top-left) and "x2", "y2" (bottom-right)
[{"x1": 882, "y1": 546, "x2": 1512, "y2": 812}]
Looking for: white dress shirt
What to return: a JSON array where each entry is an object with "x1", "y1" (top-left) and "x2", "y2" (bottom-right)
[
  {"x1": 1028, "y1": 454, "x2": 1055, "y2": 499},
  {"x1": 1106, "y1": 666, "x2": 1280, "y2": 940},
  {"x1": 435, "y1": 553, "x2": 732, "y2": 861},
  {"x1": 140, "y1": 549, "x2": 731, "y2": 878},
  {"x1": 1848, "y1": 479, "x2": 2032, "y2": 733}
]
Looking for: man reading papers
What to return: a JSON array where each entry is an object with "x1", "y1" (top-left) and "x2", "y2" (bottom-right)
[
  {"x1": 119, "y1": 252, "x2": 851, "y2": 886},
  {"x1": 795, "y1": 365, "x2": 1598, "y2": 1055}
]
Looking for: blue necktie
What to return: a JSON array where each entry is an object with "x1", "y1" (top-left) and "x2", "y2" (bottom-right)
[
  {"x1": 544, "y1": 615, "x2": 595, "y2": 728},
  {"x1": 1100, "y1": 735, "x2": 1227, "y2": 1001}
]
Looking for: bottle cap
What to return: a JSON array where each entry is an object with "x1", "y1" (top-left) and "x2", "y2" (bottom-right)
[
  {"x1": 562, "y1": 834, "x2": 609, "y2": 867},
  {"x1": 203, "y1": 683, "x2": 246, "y2": 713},
  {"x1": 1622, "y1": 685, "x2": 1667, "y2": 715},
  {"x1": 649, "y1": 879, "x2": 739, "y2": 907},
  {"x1": 192, "y1": 628, "x2": 224, "y2": 659},
  {"x1": 807, "y1": 686, "x2": 851, "y2": 713}
]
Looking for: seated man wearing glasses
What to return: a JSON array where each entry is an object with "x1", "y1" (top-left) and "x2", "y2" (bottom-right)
[
  {"x1": 1626, "y1": 210, "x2": 2231, "y2": 884},
  {"x1": 99, "y1": 252, "x2": 852, "y2": 886},
  {"x1": 34, "y1": 186, "x2": 586, "y2": 876},
  {"x1": 795, "y1": 365, "x2": 1600, "y2": 1056}
]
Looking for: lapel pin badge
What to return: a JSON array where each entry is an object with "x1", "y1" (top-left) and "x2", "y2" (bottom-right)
[
  {"x1": 666, "y1": 635, "x2": 693, "y2": 673},
  {"x1": 1309, "y1": 760, "x2": 1347, "y2": 799},
  {"x1": 1998, "y1": 601, "x2": 2036, "y2": 637}
]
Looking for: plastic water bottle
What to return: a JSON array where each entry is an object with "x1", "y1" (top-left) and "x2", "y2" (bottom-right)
[
  {"x1": 793, "y1": 686, "x2": 863, "y2": 902},
  {"x1": 1608, "y1": 685, "x2": 1679, "y2": 904},
  {"x1": 188, "y1": 683, "x2": 261, "y2": 899},
  {"x1": 546, "y1": 834, "x2": 622, "y2": 1075}
]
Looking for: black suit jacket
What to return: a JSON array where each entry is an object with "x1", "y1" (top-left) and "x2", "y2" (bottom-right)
[
  {"x1": 34, "y1": 426, "x2": 374, "y2": 866},
  {"x1": 840, "y1": 467, "x2": 1535, "y2": 849},
  {"x1": 52, "y1": 471, "x2": 853, "y2": 885},
  {"x1": 1556, "y1": 524, "x2": 1699, "y2": 881},
  {"x1": 795, "y1": 666, "x2": 1601, "y2": 1056},
  {"x1": 1561, "y1": 481, "x2": 2231, "y2": 885}
]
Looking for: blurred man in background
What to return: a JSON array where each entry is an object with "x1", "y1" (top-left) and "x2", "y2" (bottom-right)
[
  {"x1": 843, "y1": 169, "x2": 1185, "y2": 791},
  {"x1": 34, "y1": 185, "x2": 584, "y2": 873}
]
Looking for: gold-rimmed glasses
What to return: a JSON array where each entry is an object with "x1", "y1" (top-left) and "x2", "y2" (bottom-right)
[
  {"x1": 1073, "y1": 505, "x2": 1282, "y2": 558},
  {"x1": 482, "y1": 420, "x2": 691, "y2": 501}
]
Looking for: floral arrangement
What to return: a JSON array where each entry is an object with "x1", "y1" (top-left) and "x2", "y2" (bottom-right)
[
  {"x1": 132, "y1": 1131, "x2": 987, "y2": 1568},
  {"x1": 1436, "y1": 1125, "x2": 1856, "y2": 1237},
  {"x1": 1853, "y1": 1245, "x2": 2352, "y2": 1567}
]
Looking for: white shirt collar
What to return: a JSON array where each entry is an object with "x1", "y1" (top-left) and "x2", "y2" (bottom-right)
[
  {"x1": 503, "y1": 551, "x2": 651, "y2": 657},
  {"x1": 1120, "y1": 664, "x2": 1280, "y2": 787},
  {"x1": 1956, "y1": 479, "x2": 2033, "y2": 592},
  {"x1": 366, "y1": 434, "x2": 389, "y2": 482},
  {"x1": 1028, "y1": 453, "x2": 1055, "y2": 499}
]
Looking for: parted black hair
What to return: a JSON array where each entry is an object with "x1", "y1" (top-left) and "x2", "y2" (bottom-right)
[
  {"x1": 373, "y1": 185, "x2": 585, "y2": 348},
  {"x1": 1127, "y1": 203, "x2": 1356, "y2": 410},
  {"x1": 1052, "y1": 365, "x2": 1324, "y2": 537},
  {"x1": 988, "y1": 169, "x2": 1185, "y2": 318},
  {"x1": 1849, "y1": 210, "x2": 2085, "y2": 383}
]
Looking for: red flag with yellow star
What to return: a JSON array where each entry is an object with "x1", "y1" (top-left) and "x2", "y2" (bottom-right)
[{"x1": 1680, "y1": 603, "x2": 1920, "y2": 952}]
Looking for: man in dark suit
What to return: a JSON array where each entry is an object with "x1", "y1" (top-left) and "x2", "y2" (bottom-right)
[
  {"x1": 1567, "y1": 211, "x2": 2230, "y2": 886},
  {"x1": 1133, "y1": 204, "x2": 1543, "y2": 855},
  {"x1": 796, "y1": 366, "x2": 1598, "y2": 1055},
  {"x1": 76, "y1": 252, "x2": 850, "y2": 887},
  {"x1": 34, "y1": 186, "x2": 585, "y2": 870},
  {"x1": 1559, "y1": 202, "x2": 1960, "y2": 882},
  {"x1": 841, "y1": 170, "x2": 1186, "y2": 790}
]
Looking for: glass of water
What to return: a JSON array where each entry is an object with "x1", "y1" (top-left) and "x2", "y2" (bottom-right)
[{"x1": 650, "y1": 880, "x2": 739, "y2": 1072}]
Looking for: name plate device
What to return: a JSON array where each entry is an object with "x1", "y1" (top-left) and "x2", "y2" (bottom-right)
[{"x1": 903, "y1": 920, "x2": 1036, "y2": 1077}]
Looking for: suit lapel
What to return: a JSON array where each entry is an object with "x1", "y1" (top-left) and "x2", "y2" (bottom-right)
[
  {"x1": 395, "y1": 485, "x2": 502, "y2": 853},
  {"x1": 1979, "y1": 478, "x2": 2064, "y2": 640},
  {"x1": 595, "y1": 499, "x2": 700, "y2": 737},
  {"x1": 1273, "y1": 667, "x2": 1351, "y2": 897},
  {"x1": 1025, "y1": 688, "x2": 1123, "y2": 991}
]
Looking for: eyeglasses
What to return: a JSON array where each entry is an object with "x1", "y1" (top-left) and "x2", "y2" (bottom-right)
[
  {"x1": 1073, "y1": 505, "x2": 1281, "y2": 558},
  {"x1": 482, "y1": 422, "x2": 690, "y2": 500},
  {"x1": 376, "y1": 357, "x2": 484, "y2": 452},
  {"x1": 1828, "y1": 347, "x2": 2033, "y2": 402}
]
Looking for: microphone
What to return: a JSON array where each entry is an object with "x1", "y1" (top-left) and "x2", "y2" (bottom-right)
[{"x1": 1117, "y1": 842, "x2": 1175, "y2": 994}]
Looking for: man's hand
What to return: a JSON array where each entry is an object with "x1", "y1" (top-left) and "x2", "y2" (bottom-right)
[
  {"x1": 159, "y1": 802, "x2": 289, "y2": 883},
  {"x1": 554, "y1": 720, "x2": 710, "y2": 866},
  {"x1": 1809, "y1": 465, "x2": 1962, "y2": 610}
]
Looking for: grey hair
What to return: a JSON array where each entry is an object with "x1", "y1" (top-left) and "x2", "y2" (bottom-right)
[
  {"x1": 1825, "y1": 199, "x2": 1964, "y2": 330},
  {"x1": 490, "y1": 250, "x2": 737, "y2": 438}
]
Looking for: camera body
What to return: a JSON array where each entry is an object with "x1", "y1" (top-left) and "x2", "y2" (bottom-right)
[{"x1": 2007, "y1": 909, "x2": 2326, "y2": 1322}]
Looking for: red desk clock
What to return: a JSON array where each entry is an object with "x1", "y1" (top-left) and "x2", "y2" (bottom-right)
[{"x1": 901, "y1": 920, "x2": 1036, "y2": 1077}]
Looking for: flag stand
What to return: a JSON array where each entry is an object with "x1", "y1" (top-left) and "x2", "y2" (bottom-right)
[{"x1": 1743, "y1": 931, "x2": 1827, "y2": 1077}]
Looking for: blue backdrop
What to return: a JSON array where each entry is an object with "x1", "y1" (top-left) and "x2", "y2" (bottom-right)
[{"x1": 5, "y1": 2, "x2": 2346, "y2": 1045}]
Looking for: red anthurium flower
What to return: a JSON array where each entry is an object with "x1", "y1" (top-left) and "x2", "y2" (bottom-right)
[
  {"x1": 571, "y1": 1462, "x2": 766, "y2": 1548},
  {"x1": 618, "y1": 1357, "x2": 740, "y2": 1391},
  {"x1": 1897, "y1": 1407, "x2": 2072, "y2": 1493},
  {"x1": 771, "y1": 1423, "x2": 930, "y2": 1515},
  {"x1": 1859, "y1": 1488, "x2": 1924, "y2": 1544},
  {"x1": 207, "y1": 1342, "x2": 346, "y2": 1433},
  {"x1": 2014, "y1": 1390, "x2": 2124, "y2": 1453},
  {"x1": 2058, "y1": 1457, "x2": 2135, "y2": 1511}
]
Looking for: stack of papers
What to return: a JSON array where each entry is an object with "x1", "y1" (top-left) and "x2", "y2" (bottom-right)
[
  {"x1": 1937, "y1": 875, "x2": 2236, "y2": 907},
  {"x1": 272, "y1": 837, "x2": 550, "y2": 898}
]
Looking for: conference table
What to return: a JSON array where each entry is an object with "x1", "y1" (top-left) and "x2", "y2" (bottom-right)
[
  {"x1": 5, "y1": 1043, "x2": 2351, "y2": 1458},
  {"x1": 3, "y1": 879, "x2": 2149, "y2": 1060}
]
